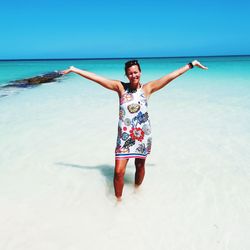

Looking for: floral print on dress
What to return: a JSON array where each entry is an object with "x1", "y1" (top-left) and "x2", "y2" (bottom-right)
[
  {"x1": 136, "y1": 143, "x2": 146, "y2": 154},
  {"x1": 121, "y1": 132, "x2": 130, "y2": 141},
  {"x1": 123, "y1": 138, "x2": 136, "y2": 148},
  {"x1": 124, "y1": 118, "x2": 131, "y2": 126},
  {"x1": 120, "y1": 93, "x2": 134, "y2": 104},
  {"x1": 135, "y1": 111, "x2": 149, "y2": 124},
  {"x1": 115, "y1": 86, "x2": 152, "y2": 159},
  {"x1": 116, "y1": 146, "x2": 130, "y2": 154},
  {"x1": 146, "y1": 137, "x2": 152, "y2": 153},
  {"x1": 119, "y1": 107, "x2": 126, "y2": 120},
  {"x1": 142, "y1": 124, "x2": 151, "y2": 135},
  {"x1": 129, "y1": 127, "x2": 144, "y2": 142},
  {"x1": 127, "y1": 103, "x2": 140, "y2": 113}
]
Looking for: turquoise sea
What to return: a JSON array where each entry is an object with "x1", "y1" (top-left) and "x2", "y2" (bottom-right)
[{"x1": 1, "y1": 56, "x2": 250, "y2": 250}]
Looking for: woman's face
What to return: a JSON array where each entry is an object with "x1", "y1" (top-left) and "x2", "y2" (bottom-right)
[{"x1": 126, "y1": 65, "x2": 141, "y2": 85}]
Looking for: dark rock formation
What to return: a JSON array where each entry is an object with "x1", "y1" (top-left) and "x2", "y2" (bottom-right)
[{"x1": 3, "y1": 71, "x2": 63, "y2": 88}]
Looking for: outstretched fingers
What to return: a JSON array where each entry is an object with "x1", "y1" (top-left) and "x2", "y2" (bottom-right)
[
  {"x1": 60, "y1": 66, "x2": 76, "y2": 75},
  {"x1": 192, "y1": 60, "x2": 208, "y2": 70}
]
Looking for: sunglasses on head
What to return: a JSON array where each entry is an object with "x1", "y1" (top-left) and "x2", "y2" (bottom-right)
[{"x1": 125, "y1": 60, "x2": 139, "y2": 67}]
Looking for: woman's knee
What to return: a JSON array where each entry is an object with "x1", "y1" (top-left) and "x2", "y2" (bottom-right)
[
  {"x1": 135, "y1": 158, "x2": 146, "y2": 168},
  {"x1": 114, "y1": 169, "x2": 125, "y2": 179},
  {"x1": 114, "y1": 159, "x2": 128, "y2": 177}
]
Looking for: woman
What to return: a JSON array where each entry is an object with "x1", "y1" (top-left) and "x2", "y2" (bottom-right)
[{"x1": 62, "y1": 59, "x2": 208, "y2": 201}]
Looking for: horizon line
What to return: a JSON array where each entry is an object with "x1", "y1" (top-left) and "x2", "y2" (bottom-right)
[{"x1": 0, "y1": 54, "x2": 250, "y2": 62}]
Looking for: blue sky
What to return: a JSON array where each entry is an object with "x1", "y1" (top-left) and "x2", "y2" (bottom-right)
[{"x1": 0, "y1": 0, "x2": 249, "y2": 59}]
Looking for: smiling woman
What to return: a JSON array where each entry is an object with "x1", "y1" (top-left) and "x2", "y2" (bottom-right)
[{"x1": 61, "y1": 59, "x2": 208, "y2": 200}]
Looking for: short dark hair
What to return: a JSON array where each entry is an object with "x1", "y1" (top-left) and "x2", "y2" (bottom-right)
[{"x1": 124, "y1": 60, "x2": 141, "y2": 75}]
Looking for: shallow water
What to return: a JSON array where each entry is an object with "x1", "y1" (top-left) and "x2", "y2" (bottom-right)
[{"x1": 0, "y1": 56, "x2": 250, "y2": 250}]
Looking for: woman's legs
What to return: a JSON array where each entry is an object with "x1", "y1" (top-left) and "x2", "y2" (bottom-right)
[
  {"x1": 114, "y1": 159, "x2": 128, "y2": 200},
  {"x1": 113, "y1": 158, "x2": 146, "y2": 200},
  {"x1": 134, "y1": 158, "x2": 146, "y2": 187}
]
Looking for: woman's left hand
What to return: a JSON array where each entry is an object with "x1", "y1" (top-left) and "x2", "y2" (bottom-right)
[{"x1": 192, "y1": 60, "x2": 208, "y2": 70}]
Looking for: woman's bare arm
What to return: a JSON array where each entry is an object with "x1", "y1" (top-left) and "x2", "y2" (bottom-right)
[
  {"x1": 143, "y1": 60, "x2": 208, "y2": 97},
  {"x1": 61, "y1": 66, "x2": 123, "y2": 93}
]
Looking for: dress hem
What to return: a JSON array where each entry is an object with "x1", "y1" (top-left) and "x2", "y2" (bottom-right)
[{"x1": 115, "y1": 154, "x2": 148, "y2": 160}]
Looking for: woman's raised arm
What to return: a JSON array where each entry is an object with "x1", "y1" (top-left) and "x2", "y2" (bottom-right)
[
  {"x1": 61, "y1": 66, "x2": 123, "y2": 93},
  {"x1": 143, "y1": 60, "x2": 208, "y2": 97}
]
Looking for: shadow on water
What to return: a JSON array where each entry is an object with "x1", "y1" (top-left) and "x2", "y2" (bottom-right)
[{"x1": 55, "y1": 162, "x2": 135, "y2": 196}]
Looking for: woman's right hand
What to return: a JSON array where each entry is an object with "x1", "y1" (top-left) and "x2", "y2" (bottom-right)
[
  {"x1": 192, "y1": 60, "x2": 208, "y2": 70},
  {"x1": 60, "y1": 66, "x2": 77, "y2": 75}
]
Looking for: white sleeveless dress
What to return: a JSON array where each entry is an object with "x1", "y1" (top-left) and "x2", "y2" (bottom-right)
[{"x1": 115, "y1": 84, "x2": 152, "y2": 159}]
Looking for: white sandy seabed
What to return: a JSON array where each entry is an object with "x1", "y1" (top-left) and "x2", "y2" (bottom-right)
[{"x1": 0, "y1": 75, "x2": 250, "y2": 250}]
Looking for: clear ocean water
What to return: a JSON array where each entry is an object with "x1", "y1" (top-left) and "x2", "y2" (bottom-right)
[{"x1": 1, "y1": 56, "x2": 250, "y2": 250}]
